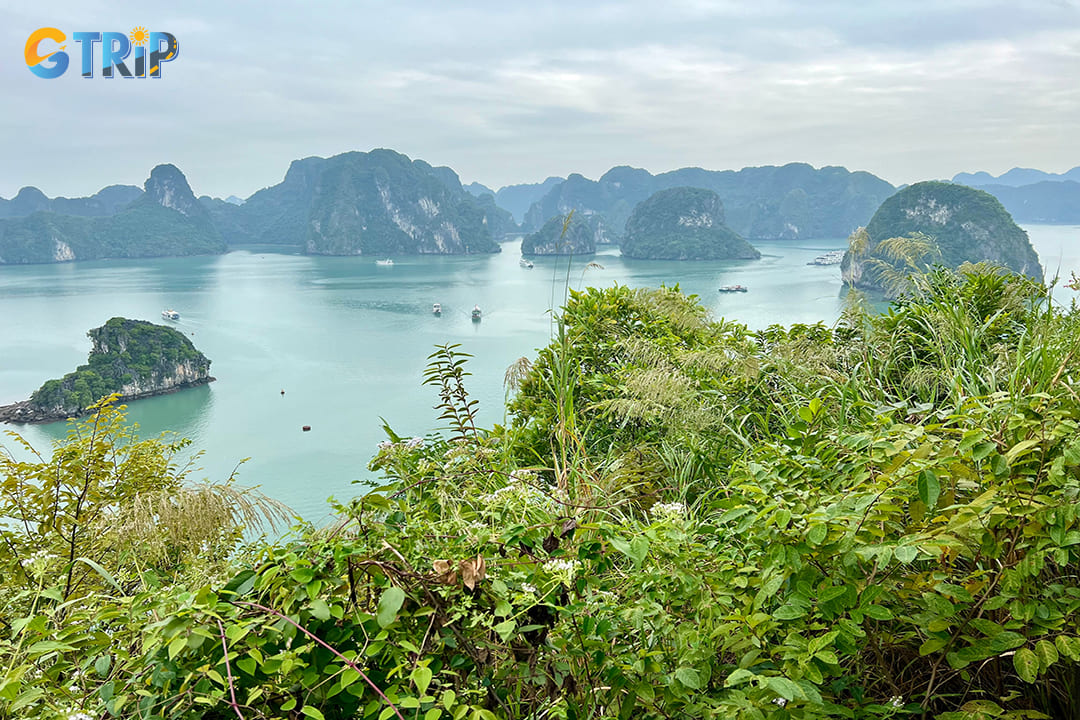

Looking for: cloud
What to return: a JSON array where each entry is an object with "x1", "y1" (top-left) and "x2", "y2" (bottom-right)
[{"x1": 0, "y1": 0, "x2": 1076, "y2": 197}]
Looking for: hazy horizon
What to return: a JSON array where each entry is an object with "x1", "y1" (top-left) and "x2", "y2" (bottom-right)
[{"x1": 2, "y1": 0, "x2": 1078, "y2": 199}]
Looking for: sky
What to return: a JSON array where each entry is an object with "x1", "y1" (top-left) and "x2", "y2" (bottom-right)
[{"x1": 1, "y1": 0, "x2": 1078, "y2": 200}]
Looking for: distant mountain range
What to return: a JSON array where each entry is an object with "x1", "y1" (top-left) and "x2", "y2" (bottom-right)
[
  {"x1": 0, "y1": 165, "x2": 224, "y2": 264},
  {"x1": 520, "y1": 163, "x2": 896, "y2": 242},
  {"x1": 952, "y1": 167, "x2": 1080, "y2": 187},
  {"x1": 2, "y1": 155, "x2": 1076, "y2": 265},
  {"x1": 465, "y1": 177, "x2": 565, "y2": 224}
]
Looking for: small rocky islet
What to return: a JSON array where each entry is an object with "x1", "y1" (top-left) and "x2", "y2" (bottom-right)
[{"x1": 0, "y1": 317, "x2": 214, "y2": 424}]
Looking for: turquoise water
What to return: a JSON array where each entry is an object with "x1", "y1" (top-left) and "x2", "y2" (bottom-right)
[{"x1": 2, "y1": 226, "x2": 1078, "y2": 520}]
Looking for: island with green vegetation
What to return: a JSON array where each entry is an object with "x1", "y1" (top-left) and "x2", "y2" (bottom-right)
[
  {"x1": 520, "y1": 213, "x2": 598, "y2": 255},
  {"x1": 0, "y1": 317, "x2": 213, "y2": 423},
  {"x1": 0, "y1": 165, "x2": 225, "y2": 265},
  {"x1": 621, "y1": 186, "x2": 761, "y2": 260},
  {"x1": 204, "y1": 149, "x2": 512, "y2": 254},
  {"x1": 5, "y1": 265, "x2": 1080, "y2": 718},
  {"x1": 842, "y1": 180, "x2": 1043, "y2": 295}
]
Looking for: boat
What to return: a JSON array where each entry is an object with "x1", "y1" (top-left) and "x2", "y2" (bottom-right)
[
  {"x1": 432, "y1": 303, "x2": 442, "y2": 316},
  {"x1": 519, "y1": 258, "x2": 534, "y2": 269},
  {"x1": 807, "y1": 250, "x2": 845, "y2": 266},
  {"x1": 718, "y1": 285, "x2": 748, "y2": 293},
  {"x1": 471, "y1": 305, "x2": 482, "y2": 322},
  {"x1": 375, "y1": 258, "x2": 394, "y2": 266},
  {"x1": 161, "y1": 309, "x2": 180, "y2": 320}
]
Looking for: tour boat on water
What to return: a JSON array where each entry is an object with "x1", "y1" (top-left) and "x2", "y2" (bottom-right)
[
  {"x1": 375, "y1": 258, "x2": 394, "y2": 266},
  {"x1": 433, "y1": 303, "x2": 442, "y2": 315},
  {"x1": 718, "y1": 285, "x2": 748, "y2": 293},
  {"x1": 161, "y1": 309, "x2": 180, "y2": 320},
  {"x1": 471, "y1": 305, "x2": 482, "y2": 322}
]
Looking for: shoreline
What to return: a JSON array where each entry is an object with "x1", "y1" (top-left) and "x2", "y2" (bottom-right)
[{"x1": 0, "y1": 376, "x2": 216, "y2": 425}]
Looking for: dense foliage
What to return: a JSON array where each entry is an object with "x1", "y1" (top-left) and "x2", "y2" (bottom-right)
[
  {"x1": 29, "y1": 318, "x2": 211, "y2": 416},
  {"x1": 4, "y1": 267, "x2": 1080, "y2": 718},
  {"x1": 621, "y1": 187, "x2": 760, "y2": 260},
  {"x1": 842, "y1": 183, "x2": 1042, "y2": 294}
]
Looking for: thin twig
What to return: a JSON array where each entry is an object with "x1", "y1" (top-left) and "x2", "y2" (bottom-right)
[{"x1": 216, "y1": 618, "x2": 245, "y2": 720}]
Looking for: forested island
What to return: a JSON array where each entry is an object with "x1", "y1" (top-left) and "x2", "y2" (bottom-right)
[
  {"x1": 621, "y1": 187, "x2": 761, "y2": 260},
  {"x1": 842, "y1": 181, "x2": 1042, "y2": 295},
  {"x1": 521, "y1": 213, "x2": 598, "y2": 255},
  {"x1": 0, "y1": 317, "x2": 213, "y2": 423}
]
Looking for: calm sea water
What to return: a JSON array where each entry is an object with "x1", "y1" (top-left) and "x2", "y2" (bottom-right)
[{"x1": 2, "y1": 226, "x2": 1078, "y2": 520}]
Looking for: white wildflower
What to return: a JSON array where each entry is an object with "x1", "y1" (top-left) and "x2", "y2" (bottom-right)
[
  {"x1": 889, "y1": 696, "x2": 903, "y2": 708},
  {"x1": 377, "y1": 440, "x2": 393, "y2": 450},
  {"x1": 652, "y1": 501, "x2": 686, "y2": 519},
  {"x1": 519, "y1": 583, "x2": 537, "y2": 595},
  {"x1": 773, "y1": 697, "x2": 787, "y2": 707},
  {"x1": 405, "y1": 437, "x2": 424, "y2": 448},
  {"x1": 68, "y1": 713, "x2": 94, "y2": 720}
]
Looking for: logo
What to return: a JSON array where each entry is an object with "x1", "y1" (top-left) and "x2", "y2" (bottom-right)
[{"x1": 26, "y1": 27, "x2": 178, "y2": 79}]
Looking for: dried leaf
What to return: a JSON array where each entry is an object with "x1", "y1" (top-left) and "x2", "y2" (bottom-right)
[
  {"x1": 560, "y1": 518, "x2": 578, "y2": 539},
  {"x1": 542, "y1": 533, "x2": 559, "y2": 554},
  {"x1": 432, "y1": 559, "x2": 457, "y2": 585}
]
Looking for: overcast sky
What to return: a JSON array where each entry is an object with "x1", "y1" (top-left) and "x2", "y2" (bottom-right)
[{"x1": 1, "y1": 0, "x2": 1077, "y2": 199}]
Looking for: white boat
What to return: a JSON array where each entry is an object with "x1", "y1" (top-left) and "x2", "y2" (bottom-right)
[
  {"x1": 807, "y1": 250, "x2": 845, "y2": 266},
  {"x1": 432, "y1": 303, "x2": 442, "y2": 315},
  {"x1": 718, "y1": 285, "x2": 748, "y2": 293},
  {"x1": 519, "y1": 258, "x2": 534, "y2": 269},
  {"x1": 471, "y1": 305, "x2": 482, "y2": 322},
  {"x1": 375, "y1": 258, "x2": 394, "y2": 266},
  {"x1": 161, "y1": 309, "x2": 180, "y2": 320}
]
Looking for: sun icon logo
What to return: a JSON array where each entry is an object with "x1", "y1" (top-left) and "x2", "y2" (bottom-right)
[{"x1": 129, "y1": 26, "x2": 149, "y2": 46}]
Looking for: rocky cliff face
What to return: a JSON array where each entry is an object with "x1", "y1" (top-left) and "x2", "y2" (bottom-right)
[
  {"x1": 214, "y1": 150, "x2": 507, "y2": 254},
  {"x1": 841, "y1": 182, "x2": 1043, "y2": 293},
  {"x1": 521, "y1": 214, "x2": 598, "y2": 255},
  {"x1": 621, "y1": 187, "x2": 761, "y2": 260},
  {"x1": 0, "y1": 318, "x2": 213, "y2": 423}
]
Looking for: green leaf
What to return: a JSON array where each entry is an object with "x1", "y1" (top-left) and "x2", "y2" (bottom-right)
[
  {"x1": 862, "y1": 605, "x2": 893, "y2": 621},
  {"x1": 301, "y1": 706, "x2": 326, "y2": 720},
  {"x1": 917, "y1": 469, "x2": 940, "y2": 508},
  {"x1": 894, "y1": 545, "x2": 918, "y2": 564},
  {"x1": 674, "y1": 667, "x2": 702, "y2": 690},
  {"x1": 442, "y1": 690, "x2": 456, "y2": 711},
  {"x1": 765, "y1": 676, "x2": 801, "y2": 701},
  {"x1": 310, "y1": 599, "x2": 331, "y2": 622},
  {"x1": 807, "y1": 524, "x2": 827, "y2": 546},
  {"x1": 1014, "y1": 647, "x2": 1039, "y2": 683},
  {"x1": 774, "y1": 604, "x2": 807, "y2": 620},
  {"x1": 94, "y1": 654, "x2": 111, "y2": 677},
  {"x1": 920, "y1": 637, "x2": 949, "y2": 655},
  {"x1": 376, "y1": 586, "x2": 406, "y2": 629},
  {"x1": 628, "y1": 536, "x2": 649, "y2": 566},
  {"x1": 493, "y1": 619, "x2": 516, "y2": 642},
  {"x1": 1035, "y1": 639, "x2": 1059, "y2": 671},
  {"x1": 725, "y1": 668, "x2": 755, "y2": 687},
  {"x1": 167, "y1": 636, "x2": 187, "y2": 660},
  {"x1": 412, "y1": 665, "x2": 433, "y2": 697}
]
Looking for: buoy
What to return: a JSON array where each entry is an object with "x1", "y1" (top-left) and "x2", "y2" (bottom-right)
[{"x1": 302, "y1": 425, "x2": 311, "y2": 432}]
